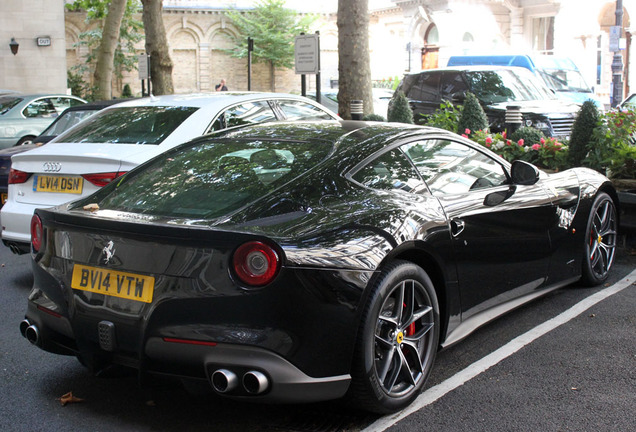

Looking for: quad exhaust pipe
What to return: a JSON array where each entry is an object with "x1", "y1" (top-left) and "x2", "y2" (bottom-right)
[
  {"x1": 211, "y1": 369, "x2": 239, "y2": 393},
  {"x1": 19, "y1": 319, "x2": 40, "y2": 346},
  {"x1": 211, "y1": 369, "x2": 269, "y2": 395}
]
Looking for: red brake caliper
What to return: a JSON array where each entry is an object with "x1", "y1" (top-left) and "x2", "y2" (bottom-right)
[{"x1": 403, "y1": 302, "x2": 416, "y2": 336}]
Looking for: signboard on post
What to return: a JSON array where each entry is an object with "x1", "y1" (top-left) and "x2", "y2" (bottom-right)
[
  {"x1": 610, "y1": 26, "x2": 622, "y2": 52},
  {"x1": 137, "y1": 54, "x2": 150, "y2": 80},
  {"x1": 295, "y1": 34, "x2": 319, "y2": 75}
]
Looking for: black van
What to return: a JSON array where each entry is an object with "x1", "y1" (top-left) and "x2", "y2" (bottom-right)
[{"x1": 394, "y1": 66, "x2": 580, "y2": 138}]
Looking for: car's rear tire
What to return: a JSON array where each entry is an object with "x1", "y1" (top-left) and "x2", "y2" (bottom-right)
[
  {"x1": 581, "y1": 192, "x2": 617, "y2": 286},
  {"x1": 347, "y1": 260, "x2": 439, "y2": 414},
  {"x1": 15, "y1": 135, "x2": 35, "y2": 146}
]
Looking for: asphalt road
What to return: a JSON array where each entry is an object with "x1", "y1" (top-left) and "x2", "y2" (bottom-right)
[{"x1": 1, "y1": 242, "x2": 634, "y2": 432}]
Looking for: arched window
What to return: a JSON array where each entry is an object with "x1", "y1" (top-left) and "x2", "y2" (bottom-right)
[{"x1": 425, "y1": 24, "x2": 439, "y2": 45}]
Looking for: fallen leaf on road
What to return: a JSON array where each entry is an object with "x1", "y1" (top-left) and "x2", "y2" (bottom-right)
[{"x1": 57, "y1": 391, "x2": 84, "y2": 406}]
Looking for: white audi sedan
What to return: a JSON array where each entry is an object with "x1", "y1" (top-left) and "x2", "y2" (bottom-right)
[{"x1": 1, "y1": 92, "x2": 338, "y2": 253}]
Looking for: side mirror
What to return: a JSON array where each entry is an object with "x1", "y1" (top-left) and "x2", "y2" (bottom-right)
[{"x1": 510, "y1": 160, "x2": 540, "y2": 185}]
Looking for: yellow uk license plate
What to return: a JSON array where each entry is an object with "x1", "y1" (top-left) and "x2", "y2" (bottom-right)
[
  {"x1": 34, "y1": 175, "x2": 83, "y2": 194},
  {"x1": 71, "y1": 264, "x2": 155, "y2": 303}
]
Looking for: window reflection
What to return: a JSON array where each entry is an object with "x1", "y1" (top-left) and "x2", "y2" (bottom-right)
[
  {"x1": 401, "y1": 139, "x2": 508, "y2": 196},
  {"x1": 212, "y1": 101, "x2": 276, "y2": 130},
  {"x1": 352, "y1": 149, "x2": 425, "y2": 193}
]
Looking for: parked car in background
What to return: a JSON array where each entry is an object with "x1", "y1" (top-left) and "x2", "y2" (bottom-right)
[
  {"x1": 393, "y1": 66, "x2": 581, "y2": 138},
  {"x1": 1, "y1": 92, "x2": 339, "y2": 254},
  {"x1": 0, "y1": 94, "x2": 86, "y2": 148},
  {"x1": 447, "y1": 54, "x2": 604, "y2": 109},
  {"x1": 618, "y1": 93, "x2": 636, "y2": 110},
  {"x1": 0, "y1": 100, "x2": 128, "y2": 208},
  {"x1": 20, "y1": 120, "x2": 617, "y2": 414}
]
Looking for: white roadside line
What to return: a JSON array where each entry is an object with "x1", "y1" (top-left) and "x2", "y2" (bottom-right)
[{"x1": 363, "y1": 269, "x2": 636, "y2": 432}]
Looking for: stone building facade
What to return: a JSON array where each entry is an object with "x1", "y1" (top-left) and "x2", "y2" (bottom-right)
[
  {"x1": 3, "y1": 0, "x2": 635, "y2": 110},
  {"x1": 0, "y1": 0, "x2": 68, "y2": 93}
]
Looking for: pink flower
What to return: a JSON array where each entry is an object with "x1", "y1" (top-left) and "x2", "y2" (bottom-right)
[
  {"x1": 506, "y1": 140, "x2": 512, "y2": 146},
  {"x1": 502, "y1": 131, "x2": 507, "y2": 139},
  {"x1": 540, "y1": 138, "x2": 545, "y2": 144},
  {"x1": 485, "y1": 136, "x2": 493, "y2": 144},
  {"x1": 465, "y1": 128, "x2": 471, "y2": 135},
  {"x1": 461, "y1": 134, "x2": 468, "y2": 138},
  {"x1": 518, "y1": 139, "x2": 524, "y2": 146},
  {"x1": 532, "y1": 143, "x2": 541, "y2": 150},
  {"x1": 486, "y1": 143, "x2": 491, "y2": 147}
]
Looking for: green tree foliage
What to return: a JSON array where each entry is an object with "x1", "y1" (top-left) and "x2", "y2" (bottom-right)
[
  {"x1": 457, "y1": 92, "x2": 488, "y2": 135},
  {"x1": 424, "y1": 100, "x2": 462, "y2": 132},
  {"x1": 387, "y1": 91, "x2": 414, "y2": 124},
  {"x1": 510, "y1": 126, "x2": 545, "y2": 145},
  {"x1": 225, "y1": 0, "x2": 315, "y2": 92},
  {"x1": 67, "y1": 0, "x2": 143, "y2": 99},
  {"x1": 362, "y1": 113, "x2": 386, "y2": 122},
  {"x1": 568, "y1": 100, "x2": 600, "y2": 167}
]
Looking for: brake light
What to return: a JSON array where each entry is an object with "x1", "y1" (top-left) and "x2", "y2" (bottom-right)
[
  {"x1": 232, "y1": 241, "x2": 280, "y2": 287},
  {"x1": 9, "y1": 168, "x2": 30, "y2": 184},
  {"x1": 31, "y1": 214, "x2": 43, "y2": 253},
  {"x1": 81, "y1": 172, "x2": 126, "y2": 187}
]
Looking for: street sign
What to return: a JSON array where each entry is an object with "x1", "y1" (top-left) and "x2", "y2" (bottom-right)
[
  {"x1": 295, "y1": 34, "x2": 319, "y2": 75},
  {"x1": 610, "y1": 26, "x2": 622, "y2": 52},
  {"x1": 137, "y1": 54, "x2": 150, "y2": 80}
]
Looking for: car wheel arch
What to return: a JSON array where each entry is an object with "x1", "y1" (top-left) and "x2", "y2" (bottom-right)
[{"x1": 361, "y1": 244, "x2": 451, "y2": 345}]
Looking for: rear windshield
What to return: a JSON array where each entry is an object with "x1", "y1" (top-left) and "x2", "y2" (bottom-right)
[
  {"x1": 58, "y1": 106, "x2": 198, "y2": 145},
  {"x1": 77, "y1": 138, "x2": 333, "y2": 219},
  {"x1": 0, "y1": 96, "x2": 22, "y2": 115}
]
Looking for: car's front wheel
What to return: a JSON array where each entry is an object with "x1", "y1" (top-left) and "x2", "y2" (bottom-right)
[
  {"x1": 348, "y1": 260, "x2": 439, "y2": 413},
  {"x1": 581, "y1": 192, "x2": 617, "y2": 286}
]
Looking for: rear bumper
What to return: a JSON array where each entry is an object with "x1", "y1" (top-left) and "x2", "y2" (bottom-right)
[
  {"x1": 1, "y1": 198, "x2": 38, "y2": 248},
  {"x1": 21, "y1": 296, "x2": 351, "y2": 403}
]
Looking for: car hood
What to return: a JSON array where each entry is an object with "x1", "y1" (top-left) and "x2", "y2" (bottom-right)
[{"x1": 488, "y1": 99, "x2": 581, "y2": 114}]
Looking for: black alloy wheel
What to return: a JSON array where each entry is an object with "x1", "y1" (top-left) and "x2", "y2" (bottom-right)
[
  {"x1": 581, "y1": 192, "x2": 617, "y2": 286},
  {"x1": 349, "y1": 260, "x2": 439, "y2": 413}
]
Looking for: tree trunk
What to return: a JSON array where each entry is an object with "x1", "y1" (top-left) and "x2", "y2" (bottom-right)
[
  {"x1": 270, "y1": 60, "x2": 276, "y2": 92},
  {"x1": 93, "y1": 0, "x2": 127, "y2": 100},
  {"x1": 337, "y1": 0, "x2": 373, "y2": 119},
  {"x1": 141, "y1": 0, "x2": 174, "y2": 95}
]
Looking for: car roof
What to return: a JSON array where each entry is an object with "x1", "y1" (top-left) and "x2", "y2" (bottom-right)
[
  {"x1": 110, "y1": 92, "x2": 320, "y2": 109},
  {"x1": 405, "y1": 65, "x2": 537, "y2": 75},
  {"x1": 66, "y1": 99, "x2": 134, "y2": 111}
]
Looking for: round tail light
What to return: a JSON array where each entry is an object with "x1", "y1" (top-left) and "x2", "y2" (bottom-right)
[
  {"x1": 31, "y1": 214, "x2": 43, "y2": 253},
  {"x1": 232, "y1": 241, "x2": 280, "y2": 287}
]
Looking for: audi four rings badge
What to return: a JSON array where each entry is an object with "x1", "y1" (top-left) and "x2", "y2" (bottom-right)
[{"x1": 42, "y1": 162, "x2": 62, "y2": 172}]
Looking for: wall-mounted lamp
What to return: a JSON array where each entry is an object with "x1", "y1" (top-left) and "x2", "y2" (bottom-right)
[{"x1": 9, "y1": 37, "x2": 19, "y2": 55}]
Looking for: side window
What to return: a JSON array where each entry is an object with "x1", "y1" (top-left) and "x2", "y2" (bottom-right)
[
  {"x1": 352, "y1": 149, "x2": 425, "y2": 193},
  {"x1": 277, "y1": 100, "x2": 333, "y2": 121},
  {"x1": 440, "y1": 72, "x2": 470, "y2": 100},
  {"x1": 23, "y1": 99, "x2": 57, "y2": 118},
  {"x1": 211, "y1": 101, "x2": 277, "y2": 131},
  {"x1": 401, "y1": 139, "x2": 508, "y2": 196},
  {"x1": 50, "y1": 97, "x2": 80, "y2": 114},
  {"x1": 408, "y1": 72, "x2": 441, "y2": 102}
]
